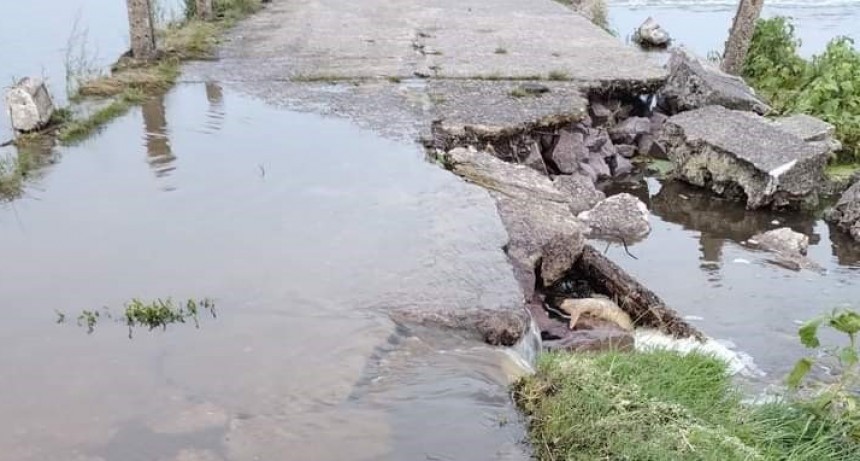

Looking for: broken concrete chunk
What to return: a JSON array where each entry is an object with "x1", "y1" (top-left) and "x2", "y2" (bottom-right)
[
  {"x1": 551, "y1": 130, "x2": 587, "y2": 174},
  {"x1": 609, "y1": 116, "x2": 651, "y2": 145},
  {"x1": 657, "y1": 47, "x2": 770, "y2": 115},
  {"x1": 661, "y1": 105, "x2": 829, "y2": 209},
  {"x1": 494, "y1": 194, "x2": 587, "y2": 298},
  {"x1": 4, "y1": 77, "x2": 54, "y2": 132},
  {"x1": 632, "y1": 17, "x2": 671, "y2": 49},
  {"x1": 825, "y1": 180, "x2": 860, "y2": 242},
  {"x1": 772, "y1": 114, "x2": 842, "y2": 153},
  {"x1": 578, "y1": 193, "x2": 651, "y2": 241},
  {"x1": 445, "y1": 147, "x2": 570, "y2": 203},
  {"x1": 553, "y1": 173, "x2": 605, "y2": 214}
]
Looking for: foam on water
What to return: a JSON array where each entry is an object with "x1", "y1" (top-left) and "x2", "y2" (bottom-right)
[{"x1": 635, "y1": 329, "x2": 765, "y2": 378}]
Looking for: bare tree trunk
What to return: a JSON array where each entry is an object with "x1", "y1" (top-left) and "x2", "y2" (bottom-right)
[
  {"x1": 126, "y1": 0, "x2": 158, "y2": 60},
  {"x1": 721, "y1": 0, "x2": 765, "y2": 75},
  {"x1": 196, "y1": 0, "x2": 214, "y2": 20}
]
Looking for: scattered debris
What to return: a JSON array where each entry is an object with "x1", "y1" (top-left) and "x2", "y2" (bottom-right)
[
  {"x1": 632, "y1": 17, "x2": 671, "y2": 49},
  {"x1": 657, "y1": 47, "x2": 770, "y2": 115}
]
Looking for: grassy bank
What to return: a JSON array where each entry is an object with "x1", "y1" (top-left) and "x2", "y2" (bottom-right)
[
  {"x1": 48, "y1": 0, "x2": 261, "y2": 145},
  {"x1": 1, "y1": 0, "x2": 262, "y2": 200},
  {"x1": 744, "y1": 17, "x2": 860, "y2": 177},
  {"x1": 515, "y1": 350, "x2": 860, "y2": 460}
]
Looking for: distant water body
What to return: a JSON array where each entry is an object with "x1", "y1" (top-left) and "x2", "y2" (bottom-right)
[{"x1": 609, "y1": 0, "x2": 860, "y2": 57}]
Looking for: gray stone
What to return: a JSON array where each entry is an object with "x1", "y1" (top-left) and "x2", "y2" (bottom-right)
[
  {"x1": 609, "y1": 154, "x2": 634, "y2": 177},
  {"x1": 544, "y1": 327, "x2": 634, "y2": 352},
  {"x1": 750, "y1": 227, "x2": 809, "y2": 256},
  {"x1": 650, "y1": 111, "x2": 668, "y2": 132},
  {"x1": 551, "y1": 130, "x2": 587, "y2": 174},
  {"x1": 826, "y1": 180, "x2": 860, "y2": 242},
  {"x1": 389, "y1": 307, "x2": 528, "y2": 346},
  {"x1": 577, "y1": 193, "x2": 651, "y2": 241},
  {"x1": 661, "y1": 105, "x2": 829, "y2": 209},
  {"x1": 518, "y1": 82, "x2": 550, "y2": 95},
  {"x1": 749, "y1": 227, "x2": 823, "y2": 271},
  {"x1": 553, "y1": 173, "x2": 605, "y2": 214},
  {"x1": 637, "y1": 133, "x2": 667, "y2": 159},
  {"x1": 583, "y1": 151, "x2": 611, "y2": 179},
  {"x1": 5, "y1": 77, "x2": 54, "y2": 133},
  {"x1": 540, "y1": 233, "x2": 586, "y2": 288},
  {"x1": 609, "y1": 116, "x2": 651, "y2": 145},
  {"x1": 657, "y1": 47, "x2": 770, "y2": 115},
  {"x1": 616, "y1": 144, "x2": 636, "y2": 159},
  {"x1": 589, "y1": 102, "x2": 614, "y2": 126},
  {"x1": 585, "y1": 128, "x2": 611, "y2": 151},
  {"x1": 632, "y1": 17, "x2": 671, "y2": 49},
  {"x1": 523, "y1": 141, "x2": 550, "y2": 174}
]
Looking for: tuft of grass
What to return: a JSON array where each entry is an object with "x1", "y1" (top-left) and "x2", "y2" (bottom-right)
[
  {"x1": 825, "y1": 162, "x2": 860, "y2": 181},
  {"x1": 76, "y1": 60, "x2": 179, "y2": 98},
  {"x1": 387, "y1": 76, "x2": 403, "y2": 83},
  {"x1": 547, "y1": 70, "x2": 570, "y2": 81},
  {"x1": 515, "y1": 350, "x2": 860, "y2": 460},
  {"x1": 60, "y1": 297, "x2": 217, "y2": 337},
  {"x1": 57, "y1": 89, "x2": 147, "y2": 144},
  {"x1": 494, "y1": 47, "x2": 508, "y2": 55}
]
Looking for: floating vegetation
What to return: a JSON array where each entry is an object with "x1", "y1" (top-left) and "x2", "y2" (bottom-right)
[{"x1": 57, "y1": 298, "x2": 216, "y2": 338}]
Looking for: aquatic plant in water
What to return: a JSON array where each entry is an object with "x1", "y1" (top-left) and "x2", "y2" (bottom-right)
[{"x1": 58, "y1": 297, "x2": 216, "y2": 338}]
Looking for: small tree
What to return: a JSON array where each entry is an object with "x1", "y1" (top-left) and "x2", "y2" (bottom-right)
[
  {"x1": 126, "y1": 0, "x2": 158, "y2": 60},
  {"x1": 722, "y1": 0, "x2": 765, "y2": 75}
]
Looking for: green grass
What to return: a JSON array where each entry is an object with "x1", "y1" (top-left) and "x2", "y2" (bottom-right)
[
  {"x1": 825, "y1": 162, "x2": 860, "y2": 182},
  {"x1": 57, "y1": 89, "x2": 146, "y2": 144},
  {"x1": 515, "y1": 350, "x2": 860, "y2": 460},
  {"x1": 509, "y1": 87, "x2": 530, "y2": 98},
  {"x1": 547, "y1": 70, "x2": 570, "y2": 81},
  {"x1": 61, "y1": 297, "x2": 216, "y2": 337}
]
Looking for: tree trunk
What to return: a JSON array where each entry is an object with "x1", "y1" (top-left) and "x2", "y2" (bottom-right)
[
  {"x1": 196, "y1": 0, "x2": 214, "y2": 20},
  {"x1": 126, "y1": 0, "x2": 157, "y2": 61},
  {"x1": 721, "y1": 0, "x2": 765, "y2": 75}
]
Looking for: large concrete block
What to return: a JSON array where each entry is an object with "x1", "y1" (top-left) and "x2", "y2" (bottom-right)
[
  {"x1": 5, "y1": 77, "x2": 54, "y2": 133},
  {"x1": 661, "y1": 105, "x2": 829, "y2": 209}
]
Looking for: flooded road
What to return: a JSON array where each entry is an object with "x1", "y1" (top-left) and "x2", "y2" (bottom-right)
[{"x1": 0, "y1": 85, "x2": 529, "y2": 460}]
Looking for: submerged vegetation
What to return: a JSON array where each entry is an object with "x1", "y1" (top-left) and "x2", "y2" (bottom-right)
[
  {"x1": 744, "y1": 17, "x2": 860, "y2": 166},
  {"x1": 517, "y1": 308, "x2": 860, "y2": 460},
  {"x1": 59, "y1": 298, "x2": 217, "y2": 337}
]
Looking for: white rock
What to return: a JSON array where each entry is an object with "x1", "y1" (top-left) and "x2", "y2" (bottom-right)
[
  {"x1": 632, "y1": 17, "x2": 671, "y2": 48},
  {"x1": 5, "y1": 77, "x2": 54, "y2": 132}
]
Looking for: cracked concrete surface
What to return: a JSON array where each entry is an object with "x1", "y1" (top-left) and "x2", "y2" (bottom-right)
[{"x1": 182, "y1": 0, "x2": 665, "y2": 141}]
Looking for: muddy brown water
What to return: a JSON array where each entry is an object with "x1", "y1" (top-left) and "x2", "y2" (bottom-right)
[{"x1": 0, "y1": 85, "x2": 531, "y2": 460}]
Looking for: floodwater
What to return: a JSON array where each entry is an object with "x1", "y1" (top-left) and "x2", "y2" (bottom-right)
[
  {"x1": 0, "y1": 85, "x2": 530, "y2": 460},
  {"x1": 2, "y1": 0, "x2": 860, "y2": 459},
  {"x1": 609, "y1": 0, "x2": 860, "y2": 57},
  {"x1": 605, "y1": 178, "x2": 860, "y2": 379}
]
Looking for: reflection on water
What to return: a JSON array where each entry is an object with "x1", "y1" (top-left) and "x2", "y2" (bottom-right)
[
  {"x1": 0, "y1": 84, "x2": 528, "y2": 461},
  {"x1": 605, "y1": 177, "x2": 859, "y2": 381},
  {"x1": 142, "y1": 95, "x2": 176, "y2": 178}
]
